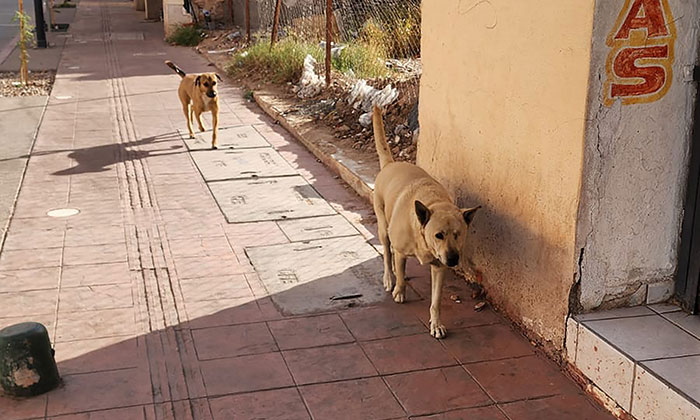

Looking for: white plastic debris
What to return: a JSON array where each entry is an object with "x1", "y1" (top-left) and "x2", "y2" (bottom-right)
[
  {"x1": 348, "y1": 80, "x2": 399, "y2": 126},
  {"x1": 297, "y1": 54, "x2": 324, "y2": 99},
  {"x1": 319, "y1": 41, "x2": 346, "y2": 60}
]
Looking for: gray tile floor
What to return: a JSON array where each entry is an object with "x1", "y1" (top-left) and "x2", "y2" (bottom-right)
[{"x1": 576, "y1": 304, "x2": 700, "y2": 407}]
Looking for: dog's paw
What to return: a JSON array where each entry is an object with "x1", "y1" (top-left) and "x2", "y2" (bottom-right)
[
  {"x1": 188, "y1": 133, "x2": 195, "y2": 139},
  {"x1": 429, "y1": 321, "x2": 447, "y2": 339},
  {"x1": 392, "y1": 288, "x2": 405, "y2": 303},
  {"x1": 383, "y1": 274, "x2": 393, "y2": 292},
  {"x1": 198, "y1": 126, "x2": 206, "y2": 132},
  {"x1": 211, "y1": 144, "x2": 218, "y2": 150}
]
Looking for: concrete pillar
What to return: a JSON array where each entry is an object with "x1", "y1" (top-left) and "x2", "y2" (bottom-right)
[{"x1": 163, "y1": 0, "x2": 191, "y2": 38}]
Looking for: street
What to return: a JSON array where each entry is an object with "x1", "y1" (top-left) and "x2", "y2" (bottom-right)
[{"x1": 0, "y1": 0, "x2": 36, "y2": 62}]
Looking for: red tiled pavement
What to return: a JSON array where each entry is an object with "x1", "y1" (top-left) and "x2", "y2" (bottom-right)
[{"x1": 0, "y1": 0, "x2": 616, "y2": 418}]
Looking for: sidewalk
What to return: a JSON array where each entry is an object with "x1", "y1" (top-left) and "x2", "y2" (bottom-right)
[{"x1": 0, "y1": 1, "x2": 614, "y2": 419}]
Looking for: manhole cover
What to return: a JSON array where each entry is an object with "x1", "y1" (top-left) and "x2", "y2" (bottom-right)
[
  {"x1": 191, "y1": 148, "x2": 297, "y2": 181},
  {"x1": 278, "y1": 215, "x2": 360, "y2": 241},
  {"x1": 245, "y1": 236, "x2": 385, "y2": 314},
  {"x1": 46, "y1": 208, "x2": 80, "y2": 218},
  {"x1": 179, "y1": 126, "x2": 269, "y2": 150},
  {"x1": 208, "y1": 176, "x2": 336, "y2": 223}
]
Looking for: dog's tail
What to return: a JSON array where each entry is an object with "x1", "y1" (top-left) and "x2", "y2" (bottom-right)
[
  {"x1": 372, "y1": 106, "x2": 394, "y2": 169},
  {"x1": 165, "y1": 60, "x2": 186, "y2": 78}
]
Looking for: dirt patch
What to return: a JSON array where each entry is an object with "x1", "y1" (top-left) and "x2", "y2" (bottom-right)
[
  {"x1": 197, "y1": 29, "x2": 419, "y2": 163},
  {"x1": 0, "y1": 71, "x2": 55, "y2": 97}
]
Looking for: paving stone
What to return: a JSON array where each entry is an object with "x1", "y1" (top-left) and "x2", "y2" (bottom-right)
[
  {"x1": 361, "y1": 333, "x2": 457, "y2": 374},
  {"x1": 179, "y1": 125, "x2": 269, "y2": 150},
  {"x1": 300, "y1": 377, "x2": 405, "y2": 420},
  {"x1": 500, "y1": 394, "x2": 614, "y2": 420},
  {"x1": 277, "y1": 214, "x2": 360, "y2": 241},
  {"x1": 283, "y1": 342, "x2": 377, "y2": 384},
  {"x1": 467, "y1": 355, "x2": 581, "y2": 403},
  {"x1": 193, "y1": 323, "x2": 278, "y2": 360},
  {"x1": 246, "y1": 236, "x2": 385, "y2": 314},
  {"x1": 200, "y1": 352, "x2": 294, "y2": 395},
  {"x1": 191, "y1": 148, "x2": 297, "y2": 181},
  {"x1": 268, "y1": 314, "x2": 354, "y2": 350},
  {"x1": 209, "y1": 388, "x2": 310, "y2": 420},
  {"x1": 208, "y1": 176, "x2": 336, "y2": 223},
  {"x1": 385, "y1": 366, "x2": 491, "y2": 416}
]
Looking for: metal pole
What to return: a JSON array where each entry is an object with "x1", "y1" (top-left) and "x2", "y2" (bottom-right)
[
  {"x1": 270, "y1": 0, "x2": 281, "y2": 48},
  {"x1": 245, "y1": 0, "x2": 250, "y2": 43},
  {"x1": 325, "y1": 0, "x2": 331, "y2": 86},
  {"x1": 33, "y1": 0, "x2": 47, "y2": 48}
]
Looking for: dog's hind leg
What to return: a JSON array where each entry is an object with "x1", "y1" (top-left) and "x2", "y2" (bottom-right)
[
  {"x1": 392, "y1": 252, "x2": 407, "y2": 303},
  {"x1": 374, "y1": 199, "x2": 394, "y2": 292},
  {"x1": 429, "y1": 264, "x2": 447, "y2": 339},
  {"x1": 183, "y1": 102, "x2": 195, "y2": 139}
]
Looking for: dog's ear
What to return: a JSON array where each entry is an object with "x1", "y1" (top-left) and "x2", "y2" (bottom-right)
[
  {"x1": 215, "y1": 73, "x2": 222, "y2": 81},
  {"x1": 195, "y1": 75, "x2": 201, "y2": 86},
  {"x1": 415, "y1": 200, "x2": 431, "y2": 226},
  {"x1": 462, "y1": 206, "x2": 481, "y2": 225}
]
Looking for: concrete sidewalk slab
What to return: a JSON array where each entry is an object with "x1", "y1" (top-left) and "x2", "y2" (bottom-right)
[
  {"x1": 246, "y1": 236, "x2": 386, "y2": 314},
  {"x1": 179, "y1": 125, "x2": 269, "y2": 150},
  {"x1": 190, "y1": 147, "x2": 297, "y2": 181},
  {"x1": 0, "y1": 95, "x2": 47, "y2": 248},
  {"x1": 208, "y1": 176, "x2": 337, "y2": 222}
]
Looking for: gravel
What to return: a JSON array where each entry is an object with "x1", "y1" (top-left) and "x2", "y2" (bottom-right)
[{"x1": 0, "y1": 71, "x2": 55, "y2": 97}]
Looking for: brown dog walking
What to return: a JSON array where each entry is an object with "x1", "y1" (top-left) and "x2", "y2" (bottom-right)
[
  {"x1": 372, "y1": 106, "x2": 480, "y2": 339},
  {"x1": 165, "y1": 60, "x2": 221, "y2": 149}
]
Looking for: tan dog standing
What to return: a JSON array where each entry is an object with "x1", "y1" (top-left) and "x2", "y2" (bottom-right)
[
  {"x1": 165, "y1": 61, "x2": 221, "y2": 149},
  {"x1": 372, "y1": 106, "x2": 479, "y2": 339}
]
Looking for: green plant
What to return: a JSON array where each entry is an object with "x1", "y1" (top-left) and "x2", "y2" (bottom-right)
[
  {"x1": 229, "y1": 38, "x2": 323, "y2": 83},
  {"x1": 167, "y1": 24, "x2": 204, "y2": 46},
  {"x1": 360, "y1": 13, "x2": 420, "y2": 60},
  {"x1": 332, "y1": 41, "x2": 389, "y2": 79},
  {"x1": 12, "y1": 7, "x2": 34, "y2": 84}
]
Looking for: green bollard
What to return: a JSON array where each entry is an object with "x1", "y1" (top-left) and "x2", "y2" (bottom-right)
[{"x1": 0, "y1": 322, "x2": 60, "y2": 397}]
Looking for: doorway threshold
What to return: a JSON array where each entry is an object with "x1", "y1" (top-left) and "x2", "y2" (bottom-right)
[{"x1": 566, "y1": 304, "x2": 700, "y2": 419}]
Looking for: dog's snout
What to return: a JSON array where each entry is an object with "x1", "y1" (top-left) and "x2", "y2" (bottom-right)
[
  {"x1": 207, "y1": 91, "x2": 217, "y2": 98},
  {"x1": 446, "y1": 251, "x2": 459, "y2": 267}
]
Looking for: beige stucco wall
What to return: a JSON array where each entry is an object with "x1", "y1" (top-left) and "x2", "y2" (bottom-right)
[{"x1": 418, "y1": 1, "x2": 595, "y2": 346}]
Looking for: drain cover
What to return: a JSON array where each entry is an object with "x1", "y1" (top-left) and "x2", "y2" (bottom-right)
[
  {"x1": 191, "y1": 148, "x2": 297, "y2": 181},
  {"x1": 179, "y1": 126, "x2": 269, "y2": 150},
  {"x1": 277, "y1": 215, "x2": 360, "y2": 241},
  {"x1": 208, "y1": 176, "x2": 336, "y2": 223},
  {"x1": 46, "y1": 208, "x2": 80, "y2": 218},
  {"x1": 245, "y1": 236, "x2": 385, "y2": 314}
]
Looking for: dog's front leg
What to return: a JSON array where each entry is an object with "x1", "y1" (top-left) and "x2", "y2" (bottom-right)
[
  {"x1": 183, "y1": 103, "x2": 195, "y2": 139},
  {"x1": 392, "y1": 252, "x2": 407, "y2": 303},
  {"x1": 429, "y1": 264, "x2": 447, "y2": 339},
  {"x1": 211, "y1": 105, "x2": 219, "y2": 149},
  {"x1": 195, "y1": 110, "x2": 206, "y2": 132}
]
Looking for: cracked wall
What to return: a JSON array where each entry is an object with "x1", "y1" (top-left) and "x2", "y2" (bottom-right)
[
  {"x1": 575, "y1": 0, "x2": 700, "y2": 311},
  {"x1": 418, "y1": 0, "x2": 596, "y2": 347}
]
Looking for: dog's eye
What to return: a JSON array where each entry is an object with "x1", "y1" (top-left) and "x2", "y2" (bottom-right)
[
  {"x1": 435, "y1": 232, "x2": 444, "y2": 240},
  {"x1": 203, "y1": 82, "x2": 209, "y2": 87},
  {"x1": 212, "y1": 81, "x2": 216, "y2": 85}
]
